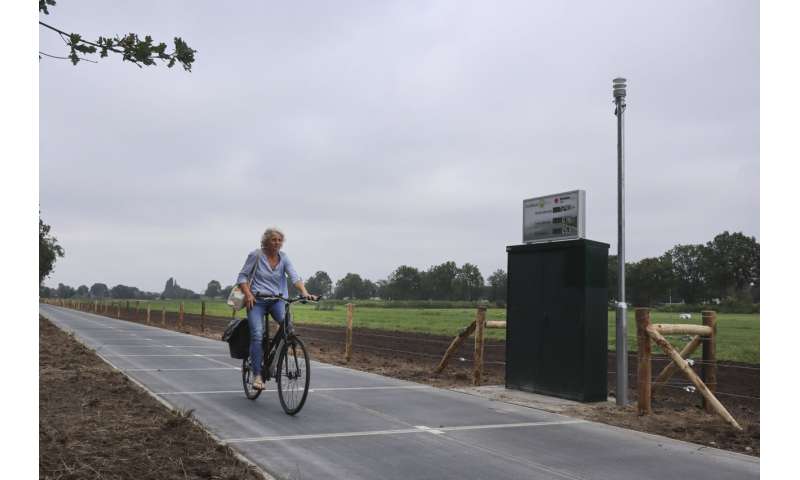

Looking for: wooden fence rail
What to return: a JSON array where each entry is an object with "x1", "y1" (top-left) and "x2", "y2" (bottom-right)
[
  {"x1": 636, "y1": 308, "x2": 740, "y2": 430},
  {"x1": 434, "y1": 305, "x2": 489, "y2": 386}
]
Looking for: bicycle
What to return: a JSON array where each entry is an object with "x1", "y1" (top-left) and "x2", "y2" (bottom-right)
[{"x1": 241, "y1": 294, "x2": 317, "y2": 415}]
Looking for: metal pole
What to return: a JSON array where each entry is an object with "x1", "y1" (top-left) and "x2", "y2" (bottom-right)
[{"x1": 613, "y1": 77, "x2": 628, "y2": 406}]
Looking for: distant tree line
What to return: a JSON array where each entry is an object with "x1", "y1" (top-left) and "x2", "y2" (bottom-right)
[
  {"x1": 292, "y1": 263, "x2": 508, "y2": 303},
  {"x1": 39, "y1": 282, "x2": 160, "y2": 300},
  {"x1": 609, "y1": 231, "x2": 759, "y2": 307},
  {"x1": 40, "y1": 230, "x2": 757, "y2": 309}
]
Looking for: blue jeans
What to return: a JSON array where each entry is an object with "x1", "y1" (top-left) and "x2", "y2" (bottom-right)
[{"x1": 247, "y1": 299, "x2": 286, "y2": 377}]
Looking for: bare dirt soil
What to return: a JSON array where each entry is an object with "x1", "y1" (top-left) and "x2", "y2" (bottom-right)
[
  {"x1": 67, "y1": 306, "x2": 761, "y2": 457},
  {"x1": 39, "y1": 316, "x2": 266, "y2": 480}
]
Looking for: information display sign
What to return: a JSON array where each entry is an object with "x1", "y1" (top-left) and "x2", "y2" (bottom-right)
[{"x1": 523, "y1": 190, "x2": 586, "y2": 243}]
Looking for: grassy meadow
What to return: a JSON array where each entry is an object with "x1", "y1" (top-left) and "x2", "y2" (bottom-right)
[{"x1": 93, "y1": 299, "x2": 759, "y2": 364}]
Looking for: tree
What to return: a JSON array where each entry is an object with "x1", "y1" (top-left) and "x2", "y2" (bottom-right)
[
  {"x1": 666, "y1": 244, "x2": 708, "y2": 303},
  {"x1": 487, "y1": 269, "x2": 507, "y2": 303},
  {"x1": 39, "y1": 1, "x2": 196, "y2": 70},
  {"x1": 385, "y1": 266, "x2": 423, "y2": 300},
  {"x1": 39, "y1": 215, "x2": 64, "y2": 284},
  {"x1": 608, "y1": 255, "x2": 619, "y2": 302},
  {"x1": 305, "y1": 271, "x2": 333, "y2": 297},
  {"x1": 362, "y1": 279, "x2": 378, "y2": 299},
  {"x1": 110, "y1": 284, "x2": 140, "y2": 299},
  {"x1": 453, "y1": 263, "x2": 484, "y2": 301},
  {"x1": 161, "y1": 277, "x2": 197, "y2": 299},
  {"x1": 375, "y1": 279, "x2": 389, "y2": 299},
  {"x1": 90, "y1": 283, "x2": 109, "y2": 298},
  {"x1": 56, "y1": 283, "x2": 75, "y2": 298},
  {"x1": 204, "y1": 280, "x2": 222, "y2": 298},
  {"x1": 220, "y1": 285, "x2": 234, "y2": 299},
  {"x1": 702, "y1": 231, "x2": 759, "y2": 300},
  {"x1": 76, "y1": 285, "x2": 89, "y2": 297},
  {"x1": 162, "y1": 278, "x2": 177, "y2": 299},
  {"x1": 627, "y1": 255, "x2": 674, "y2": 307},
  {"x1": 421, "y1": 261, "x2": 458, "y2": 300},
  {"x1": 334, "y1": 273, "x2": 369, "y2": 299}
]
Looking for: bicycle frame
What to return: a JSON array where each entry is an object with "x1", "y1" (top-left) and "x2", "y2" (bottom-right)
[
  {"x1": 253, "y1": 294, "x2": 312, "y2": 378},
  {"x1": 242, "y1": 293, "x2": 318, "y2": 413}
]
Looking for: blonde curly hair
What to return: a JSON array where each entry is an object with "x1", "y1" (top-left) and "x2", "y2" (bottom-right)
[{"x1": 260, "y1": 227, "x2": 285, "y2": 248}]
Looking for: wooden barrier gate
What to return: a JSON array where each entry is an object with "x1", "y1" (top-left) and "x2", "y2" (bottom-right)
[{"x1": 636, "y1": 308, "x2": 741, "y2": 430}]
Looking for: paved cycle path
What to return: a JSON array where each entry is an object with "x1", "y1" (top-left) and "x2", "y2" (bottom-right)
[{"x1": 40, "y1": 305, "x2": 759, "y2": 480}]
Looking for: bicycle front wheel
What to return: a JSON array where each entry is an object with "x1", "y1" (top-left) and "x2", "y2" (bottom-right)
[
  {"x1": 242, "y1": 358, "x2": 262, "y2": 400},
  {"x1": 276, "y1": 336, "x2": 310, "y2": 415}
]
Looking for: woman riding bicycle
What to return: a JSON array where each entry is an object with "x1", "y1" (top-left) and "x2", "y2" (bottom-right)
[{"x1": 237, "y1": 227, "x2": 317, "y2": 390}]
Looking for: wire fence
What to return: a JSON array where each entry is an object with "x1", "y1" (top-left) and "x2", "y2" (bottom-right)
[{"x1": 45, "y1": 300, "x2": 760, "y2": 405}]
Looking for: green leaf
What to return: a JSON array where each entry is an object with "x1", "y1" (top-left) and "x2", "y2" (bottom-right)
[{"x1": 39, "y1": 0, "x2": 56, "y2": 15}]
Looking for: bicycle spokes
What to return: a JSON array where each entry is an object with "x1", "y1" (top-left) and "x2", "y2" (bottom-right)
[{"x1": 276, "y1": 338, "x2": 310, "y2": 415}]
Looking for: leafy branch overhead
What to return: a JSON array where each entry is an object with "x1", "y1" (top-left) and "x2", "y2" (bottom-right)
[{"x1": 39, "y1": 0, "x2": 196, "y2": 71}]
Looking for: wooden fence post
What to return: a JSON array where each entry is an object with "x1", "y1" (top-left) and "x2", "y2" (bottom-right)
[
  {"x1": 116, "y1": 303, "x2": 121, "y2": 319},
  {"x1": 345, "y1": 303, "x2": 354, "y2": 362},
  {"x1": 472, "y1": 305, "x2": 487, "y2": 386},
  {"x1": 701, "y1": 310, "x2": 718, "y2": 413},
  {"x1": 435, "y1": 319, "x2": 478, "y2": 373},
  {"x1": 146, "y1": 304, "x2": 151, "y2": 324},
  {"x1": 636, "y1": 308, "x2": 652, "y2": 415},
  {"x1": 200, "y1": 301, "x2": 206, "y2": 332},
  {"x1": 179, "y1": 302, "x2": 184, "y2": 329},
  {"x1": 161, "y1": 306, "x2": 166, "y2": 326}
]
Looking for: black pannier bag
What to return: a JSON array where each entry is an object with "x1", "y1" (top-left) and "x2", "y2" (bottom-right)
[{"x1": 222, "y1": 317, "x2": 250, "y2": 359}]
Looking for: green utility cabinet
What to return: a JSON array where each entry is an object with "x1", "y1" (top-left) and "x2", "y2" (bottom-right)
[{"x1": 505, "y1": 239, "x2": 609, "y2": 402}]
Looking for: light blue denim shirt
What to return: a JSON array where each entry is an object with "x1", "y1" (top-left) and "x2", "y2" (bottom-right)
[{"x1": 236, "y1": 249, "x2": 301, "y2": 297}]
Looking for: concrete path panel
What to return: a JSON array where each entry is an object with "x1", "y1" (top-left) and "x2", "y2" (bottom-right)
[{"x1": 40, "y1": 305, "x2": 759, "y2": 480}]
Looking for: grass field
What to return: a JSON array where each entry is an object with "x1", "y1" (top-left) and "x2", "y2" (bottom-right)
[{"x1": 92, "y1": 299, "x2": 760, "y2": 364}]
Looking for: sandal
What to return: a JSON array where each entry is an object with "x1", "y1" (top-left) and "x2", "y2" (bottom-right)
[{"x1": 252, "y1": 375, "x2": 265, "y2": 390}]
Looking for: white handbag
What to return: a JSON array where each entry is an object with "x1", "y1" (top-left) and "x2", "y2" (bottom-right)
[{"x1": 227, "y1": 252, "x2": 261, "y2": 311}]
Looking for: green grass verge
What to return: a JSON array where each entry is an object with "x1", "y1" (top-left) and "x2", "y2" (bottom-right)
[{"x1": 97, "y1": 299, "x2": 760, "y2": 364}]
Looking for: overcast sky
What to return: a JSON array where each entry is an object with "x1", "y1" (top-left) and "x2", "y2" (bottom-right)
[{"x1": 38, "y1": 0, "x2": 759, "y2": 293}]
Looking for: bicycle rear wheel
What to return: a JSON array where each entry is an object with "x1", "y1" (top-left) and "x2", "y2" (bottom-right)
[
  {"x1": 276, "y1": 336, "x2": 310, "y2": 415},
  {"x1": 242, "y1": 358, "x2": 262, "y2": 400}
]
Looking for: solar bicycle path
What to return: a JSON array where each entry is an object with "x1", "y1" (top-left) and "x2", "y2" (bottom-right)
[{"x1": 40, "y1": 305, "x2": 759, "y2": 480}]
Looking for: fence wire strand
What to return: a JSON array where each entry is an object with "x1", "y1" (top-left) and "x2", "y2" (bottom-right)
[{"x1": 51, "y1": 303, "x2": 759, "y2": 402}]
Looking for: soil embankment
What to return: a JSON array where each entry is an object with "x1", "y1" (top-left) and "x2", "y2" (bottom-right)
[{"x1": 39, "y1": 316, "x2": 266, "y2": 479}]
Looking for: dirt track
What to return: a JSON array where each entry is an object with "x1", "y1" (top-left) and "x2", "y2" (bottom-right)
[{"x1": 75, "y1": 305, "x2": 760, "y2": 456}]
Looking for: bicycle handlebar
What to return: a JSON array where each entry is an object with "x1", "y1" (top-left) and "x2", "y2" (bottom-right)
[{"x1": 253, "y1": 293, "x2": 322, "y2": 304}]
